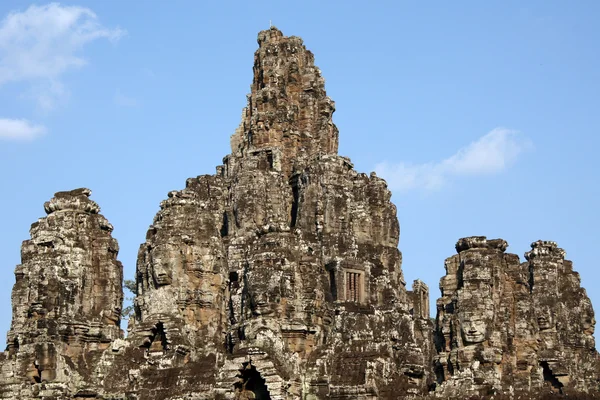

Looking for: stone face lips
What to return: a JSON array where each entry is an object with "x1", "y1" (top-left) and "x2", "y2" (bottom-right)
[
  {"x1": 0, "y1": 28, "x2": 598, "y2": 400},
  {"x1": 435, "y1": 236, "x2": 598, "y2": 397}
]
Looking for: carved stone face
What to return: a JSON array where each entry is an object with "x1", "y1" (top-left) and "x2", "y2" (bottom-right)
[
  {"x1": 582, "y1": 315, "x2": 596, "y2": 335},
  {"x1": 189, "y1": 245, "x2": 216, "y2": 274},
  {"x1": 581, "y1": 301, "x2": 595, "y2": 335},
  {"x1": 405, "y1": 365, "x2": 424, "y2": 388},
  {"x1": 537, "y1": 307, "x2": 555, "y2": 331},
  {"x1": 151, "y1": 245, "x2": 179, "y2": 287},
  {"x1": 251, "y1": 292, "x2": 273, "y2": 316},
  {"x1": 151, "y1": 260, "x2": 172, "y2": 286},
  {"x1": 461, "y1": 312, "x2": 487, "y2": 344}
]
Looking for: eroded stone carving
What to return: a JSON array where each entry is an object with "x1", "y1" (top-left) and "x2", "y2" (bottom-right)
[
  {"x1": 128, "y1": 26, "x2": 433, "y2": 398},
  {"x1": 0, "y1": 189, "x2": 123, "y2": 398},
  {"x1": 435, "y1": 236, "x2": 599, "y2": 398},
  {"x1": 0, "y1": 28, "x2": 598, "y2": 400}
]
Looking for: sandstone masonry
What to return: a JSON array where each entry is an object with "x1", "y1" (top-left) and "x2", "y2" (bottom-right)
[{"x1": 0, "y1": 28, "x2": 597, "y2": 400}]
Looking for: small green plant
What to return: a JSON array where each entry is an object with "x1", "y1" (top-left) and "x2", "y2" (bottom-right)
[{"x1": 122, "y1": 279, "x2": 137, "y2": 320}]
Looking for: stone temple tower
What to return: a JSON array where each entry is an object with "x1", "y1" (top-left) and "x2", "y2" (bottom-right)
[
  {"x1": 0, "y1": 27, "x2": 597, "y2": 400},
  {"x1": 130, "y1": 26, "x2": 434, "y2": 398},
  {"x1": 3, "y1": 188, "x2": 123, "y2": 397}
]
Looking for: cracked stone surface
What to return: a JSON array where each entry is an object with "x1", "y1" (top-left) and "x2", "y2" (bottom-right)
[{"x1": 0, "y1": 28, "x2": 597, "y2": 400}]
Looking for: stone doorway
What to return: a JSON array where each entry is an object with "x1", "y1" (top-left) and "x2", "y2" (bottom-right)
[{"x1": 234, "y1": 361, "x2": 271, "y2": 400}]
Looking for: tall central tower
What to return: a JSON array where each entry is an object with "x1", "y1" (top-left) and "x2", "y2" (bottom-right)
[{"x1": 133, "y1": 27, "x2": 433, "y2": 398}]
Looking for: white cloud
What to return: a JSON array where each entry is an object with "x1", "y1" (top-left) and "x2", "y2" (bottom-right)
[
  {"x1": 0, "y1": 118, "x2": 46, "y2": 140},
  {"x1": 375, "y1": 128, "x2": 532, "y2": 191},
  {"x1": 0, "y1": 3, "x2": 125, "y2": 109},
  {"x1": 114, "y1": 89, "x2": 138, "y2": 107},
  {"x1": 23, "y1": 79, "x2": 69, "y2": 112}
]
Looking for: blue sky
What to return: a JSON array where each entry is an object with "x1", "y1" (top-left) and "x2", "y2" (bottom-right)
[{"x1": 0, "y1": 1, "x2": 599, "y2": 338}]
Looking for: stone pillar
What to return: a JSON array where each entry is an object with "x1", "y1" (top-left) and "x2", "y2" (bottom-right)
[{"x1": 411, "y1": 279, "x2": 429, "y2": 320}]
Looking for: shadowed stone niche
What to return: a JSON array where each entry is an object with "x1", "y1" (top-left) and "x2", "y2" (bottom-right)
[{"x1": 235, "y1": 362, "x2": 271, "y2": 400}]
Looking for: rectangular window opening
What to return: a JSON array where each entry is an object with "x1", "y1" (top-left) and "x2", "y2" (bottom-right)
[{"x1": 345, "y1": 271, "x2": 363, "y2": 303}]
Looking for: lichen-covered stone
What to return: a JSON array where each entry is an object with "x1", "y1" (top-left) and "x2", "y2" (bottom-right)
[{"x1": 0, "y1": 28, "x2": 598, "y2": 400}]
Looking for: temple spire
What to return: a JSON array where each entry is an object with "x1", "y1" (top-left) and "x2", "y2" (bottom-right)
[{"x1": 229, "y1": 27, "x2": 339, "y2": 178}]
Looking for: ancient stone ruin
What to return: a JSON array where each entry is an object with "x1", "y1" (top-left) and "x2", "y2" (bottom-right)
[
  {"x1": 0, "y1": 27, "x2": 597, "y2": 399},
  {"x1": 435, "y1": 237, "x2": 598, "y2": 398}
]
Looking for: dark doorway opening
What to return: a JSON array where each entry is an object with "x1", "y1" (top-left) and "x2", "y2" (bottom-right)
[
  {"x1": 221, "y1": 211, "x2": 229, "y2": 237},
  {"x1": 143, "y1": 322, "x2": 168, "y2": 353},
  {"x1": 540, "y1": 361, "x2": 564, "y2": 393},
  {"x1": 235, "y1": 362, "x2": 271, "y2": 399}
]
